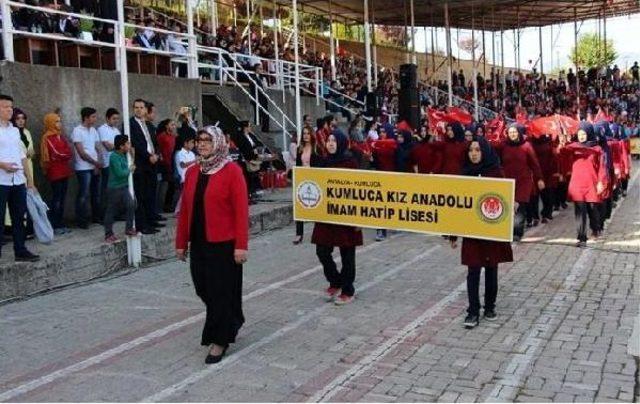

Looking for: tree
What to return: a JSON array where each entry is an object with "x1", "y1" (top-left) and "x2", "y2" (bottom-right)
[
  {"x1": 458, "y1": 35, "x2": 480, "y2": 58},
  {"x1": 569, "y1": 32, "x2": 617, "y2": 68}
]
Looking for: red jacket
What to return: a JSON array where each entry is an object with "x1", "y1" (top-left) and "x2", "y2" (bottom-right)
[
  {"x1": 409, "y1": 141, "x2": 442, "y2": 174},
  {"x1": 315, "y1": 128, "x2": 330, "y2": 156},
  {"x1": 496, "y1": 141, "x2": 543, "y2": 203},
  {"x1": 175, "y1": 162, "x2": 249, "y2": 250},
  {"x1": 311, "y1": 158, "x2": 363, "y2": 247},
  {"x1": 44, "y1": 134, "x2": 73, "y2": 182},
  {"x1": 530, "y1": 139, "x2": 559, "y2": 188},
  {"x1": 621, "y1": 139, "x2": 631, "y2": 178},
  {"x1": 608, "y1": 139, "x2": 623, "y2": 182},
  {"x1": 460, "y1": 167, "x2": 513, "y2": 268},
  {"x1": 371, "y1": 139, "x2": 397, "y2": 171},
  {"x1": 432, "y1": 141, "x2": 467, "y2": 175},
  {"x1": 156, "y1": 132, "x2": 176, "y2": 173},
  {"x1": 563, "y1": 143, "x2": 607, "y2": 203}
]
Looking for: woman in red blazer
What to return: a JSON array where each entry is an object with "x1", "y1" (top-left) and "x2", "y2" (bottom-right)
[
  {"x1": 530, "y1": 134, "x2": 559, "y2": 223},
  {"x1": 175, "y1": 126, "x2": 249, "y2": 364},
  {"x1": 495, "y1": 124, "x2": 545, "y2": 241},
  {"x1": 312, "y1": 129, "x2": 363, "y2": 306},
  {"x1": 562, "y1": 122, "x2": 606, "y2": 247},
  {"x1": 432, "y1": 122, "x2": 467, "y2": 175},
  {"x1": 450, "y1": 137, "x2": 513, "y2": 329}
]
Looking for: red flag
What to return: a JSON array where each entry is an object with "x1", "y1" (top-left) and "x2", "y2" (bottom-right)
[
  {"x1": 396, "y1": 120, "x2": 413, "y2": 132},
  {"x1": 556, "y1": 115, "x2": 580, "y2": 136},
  {"x1": 528, "y1": 114, "x2": 580, "y2": 139},
  {"x1": 594, "y1": 108, "x2": 613, "y2": 123},
  {"x1": 446, "y1": 107, "x2": 473, "y2": 125},
  {"x1": 427, "y1": 108, "x2": 449, "y2": 137},
  {"x1": 485, "y1": 116, "x2": 506, "y2": 142}
]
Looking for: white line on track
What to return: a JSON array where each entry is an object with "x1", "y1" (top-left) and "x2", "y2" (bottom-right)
[
  {"x1": 142, "y1": 245, "x2": 441, "y2": 402},
  {"x1": 0, "y1": 234, "x2": 403, "y2": 402}
]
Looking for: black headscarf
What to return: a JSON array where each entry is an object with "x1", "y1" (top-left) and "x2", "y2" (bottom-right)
[
  {"x1": 462, "y1": 136, "x2": 502, "y2": 176},
  {"x1": 395, "y1": 130, "x2": 414, "y2": 172},
  {"x1": 594, "y1": 121, "x2": 613, "y2": 175},
  {"x1": 10, "y1": 108, "x2": 29, "y2": 149},
  {"x1": 446, "y1": 122, "x2": 465, "y2": 143},
  {"x1": 506, "y1": 123, "x2": 525, "y2": 146},
  {"x1": 577, "y1": 121, "x2": 598, "y2": 147},
  {"x1": 324, "y1": 129, "x2": 352, "y2": 166}
]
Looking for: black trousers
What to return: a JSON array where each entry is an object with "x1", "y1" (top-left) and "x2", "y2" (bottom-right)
[
  {"x1": 574, "y1": 202, "x2": 600, "y2": 241},
  {"x1": 621, "y1": 178, "x2": 629, "y2": 193},
  {"x1": 540, "y1": 187, "x2": 555, "y2": 219},
  {"x1": 467, "y1": 266, "x2": 498, "y2": 316},
  {"x1": 514, "y1": 202, "x2": 528, "y2": 239},
  {"x1": 316, "y1": 245, "x2": 356, "y2": 296},
  {"x1": 133, "y1": 169, "x2": 157, "y2": 229},
  {"x1": 190, "y1": 241, "x2": 245, "y2": 346},
  {"x1": 527, "y1": 194, "x2": 540, "y2": 222},
  {"x1": 555, "y1": 182, "x2": 568, "y2": 208},
  {"x1": 295, "y1": 221, "x2": 304, "y2": 237}
]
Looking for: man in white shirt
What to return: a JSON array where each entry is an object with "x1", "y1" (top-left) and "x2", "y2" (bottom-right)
[
  {"x1": 72, "y1": 107, "x2": 103, "y2": 229},
  {"x1": 0, "y1": 94, "x2": 39, "y2": 262},
  {"x1": 98, "y1": 108, "x2": 121, "y2": 215}
]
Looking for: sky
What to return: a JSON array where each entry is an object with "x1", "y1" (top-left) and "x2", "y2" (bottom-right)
[{"x1": 412, "y1": 13, "x2": 640, "y2": 73}]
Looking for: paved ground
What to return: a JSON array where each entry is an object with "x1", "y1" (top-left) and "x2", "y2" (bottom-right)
[{"x1": 0, "y1": 167, "x2": 638, "y2": 402}]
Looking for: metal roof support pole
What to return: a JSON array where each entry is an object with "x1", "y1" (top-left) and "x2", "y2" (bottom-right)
[
  {"x1": 445, "y1": 2, "x2": 453, "y2": 107},
  {"x1": 471, "y1": 10, "x2": 479, "y2": 121},
  {"x1": 272, "y1": 0, "x2": 282, "y2": 94},
  {"x1": 1, "y1": 0, "x2": 14, "y2": 61},
  {"x1": 456, "y1": 27, "x2": 460, "y2": 68},
  {"x1": 491, "y1": 6, "x2": 495, "y2": 67},
  {"x1": 403, "y1": 0, "x2": 409, "y2": 63},
  {"x1": 574, "y1": 7, "x2": 580, "y2": 120},
  {"x1": 210, "y1": 0, "x2": 216, "y2": 34},
  {"x1": 364, "y1": 0, "x2": 373, "y2": 91},
  {"x1": 423, "y1": 26, "x2": 428, "y2": 79},
  {"x1": 550, "y1": 25, "x2": 553, "y2": 70},
  {"x1": 500, "y1": 27, "x2": 505, "y2": 109},
  {"x1": 259, "y1": 1, "x2": 263, "y2": 38},
  {"x1": 603, "y1": 8, "x2": 608, "y2": 72},
  {"x1": 372, "y1": 1, "x2": 378, "y2": 88},
  {"x1": 187, "y1": 0, "x2": 198, "y2": 79},
  {"x1": 539, "y1": 26, "x2": 544, "y2": 82},
  {"x1": 482, "y1": 16, "x2": 486, "y2": 79},
  {"x1": 292, "y1": 0, "x2": 302, "y2": 141},
  {"x1": 329, "y1": 0, "x2": 336, "y2": 81},
  {"x1": 301, "y1": 5, "x2": 306, "y2": 52},
  {"x1": 246, "y1": 0, "x2": 252, "y2": 55},
  {"x1": 233, "y1": 3, "x2": 237, "y2": 26},
  {"x1": 430, "y1": 11, "x2": 436, "y2": 79},
  {"x1": 410, "y1": 0, "x2": 416, "y2": 64}
]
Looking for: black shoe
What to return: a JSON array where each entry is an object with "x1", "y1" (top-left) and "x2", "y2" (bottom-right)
[
  {"x1": 464, "y1": 314, "x2": 479, "y2": 329},
  {"x1": 513, "y1": 234, "x2": 522, "y2": 242},
  {"x1": 15, "y1": 251, "x2": 40, "y2": 262},
  {"x1": 484, "y1": 309, "x2": 497, "y2": 321},
  {"x1": 532, "y1": 219, "x2": 539, "y2": 227},
  {"x1": 576, "y1": 240, "x2": 587, "y2": 248},
  {"x1": 205, "y1": 345, "x2": 228, "y2": 364},
  {"x1": 141, "y1": 228, "x2": 159, "y2": 235},
  {"x1": 152, "y1": 215, "x2": 167, "y2": 222},
  {"x1": 561, "y1": 203, "x2": 568, "y2": 209},
  {"x1": 151, "y1": 222, "x2": 166, "y2": 228},
  {"x1": 525, "y1": 221, "x2": 533, "y2": 228}
]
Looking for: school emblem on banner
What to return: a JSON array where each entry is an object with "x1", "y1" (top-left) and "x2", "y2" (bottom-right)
[
  {"x1": 476, "y1": 193, "x2": 507, "y2": 224},
  {"x1": 297, "y1": 180, "x2": 322, "y2": 209}
]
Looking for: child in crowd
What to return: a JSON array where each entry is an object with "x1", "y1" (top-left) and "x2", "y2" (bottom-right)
[
  {"x1": 173, "y1": 133, "x2": 197, "y2": 216},
  {"x1": 104, "y1": 135, "x2": 136, "y2": 243}
]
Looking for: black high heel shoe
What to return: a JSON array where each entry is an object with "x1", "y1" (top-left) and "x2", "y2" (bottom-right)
[{"x1": 205, "y1": 345, "x2": 228, "y2": 364}]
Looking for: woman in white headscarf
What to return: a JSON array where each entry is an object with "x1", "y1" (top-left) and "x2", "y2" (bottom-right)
[{"x1": 175, "y1": 126, "x2": 249, "y2": 364}]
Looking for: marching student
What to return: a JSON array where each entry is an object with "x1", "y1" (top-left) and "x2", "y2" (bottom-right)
[
  {"x1": 562, "y1": 122, "x2": 606, "y2": 247},
  {"x1": 495, "y1": 124, "x2": 545, "y2": 241},
  {"x1": 370, "y1": 123, "x2": 396, "y2": 241},
  {"x1": 292, "y1": 125, "x2": 321, "y2": 245},
  {"x1": 450, "y1": 137, "x2": 513, "y2": 329},
  {"x1": 312, "y1": 129, "x2": 363, "y2": 305},
  {"x1": 432, "y1": 122, "x2": 467, "y2": 175},
  {"x1": 530, "y1": 134, "x2": 559, "y2": 223}
]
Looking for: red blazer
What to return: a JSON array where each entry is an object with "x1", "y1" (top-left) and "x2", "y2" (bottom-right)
[
  {"x1": 531, "y1": 140, "x2": 559, "y2": 188},
  {"x1": 44, "y1": 134, "x2": 73, "y2": 182},
  {"x1": 563, "y1": 143, "x2": 607, "y2": 203},
  {"x1": 495, "y1": 141, "x2": 543, "y2": 203},
  {"x1": 460, "y1": 167, "x2": 513, "y2": 268},
  {"x1": 311, "y1": 157, "x2": 363, "y2": 247},
  {"x1": 410, "y1": 141, "x2": 442, "y2": 174},
  {"x1": 175, "y1": 162, "x2": 249, "y2": 250},
  {"x1": 371, "y1": 139, "x2": 397, "y2": 171},
  {"x1": 621, "y1": 139, "x2": 631, "y2": 178},
  {"x1": 432, "y1": 141, "x2": 467, "y2": 175}
]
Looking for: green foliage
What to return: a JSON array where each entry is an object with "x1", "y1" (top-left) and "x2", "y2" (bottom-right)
[
  {"x1": 569, "y1": 32, "x2": 617, "y2": 68},
  {"x1": 79, "y1": 18, "x2": 94, "y2": 32}
]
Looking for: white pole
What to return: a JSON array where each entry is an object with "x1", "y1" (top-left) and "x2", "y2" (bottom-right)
[
  {"x1": 410, "y1": 0, "x2": 416, "y2": 65},
  {"x1": 292, "y1": 0, "x2": 302, "y2": 142},
  {"x1": 539, "y1": 25, "x2": 544, "y2": 82},
  {"x1": 500, "y1": 28, "x2": 505, "y2": 90},
  {"x1": 364, "y1": 0, "x2": 372, "y2": 91},
  {"x1": 259, "y1": 1, "x2": 263, "y2": 38},
  {"x1": 212, "y1": 0, "x2": 218, "y2": 32},
  {"x1": 574, "y1": 7, "x2": 580, "y2": 120},
  {"x1": 445, "y1": 2, "x2": 453, "y2": 107},
  {"x1": 272, "y1": 0, "x2": 281, "y2": 90},
  {"x1": 246, "y1": 0, "x2": 252, "y2": 55},
  {"x1": 472, "y1": 13, "x2": 479, "y2": 121},
  {"x1": 210, "y1": 0, "x2": 215, "y2": 34},
  {"x1": 1, "y1": 0, "x2": 14, "y2": 62},
  {"x1": 117, "y1": 0, "x2": 141, "y2": 267},
  {"x1": 187, "y1": 0, "x2": 198, "y2": 78},
  {"x1": 550, "y1": 25, "x2": 553, "y2": 71},
  {"x1": 233, "y1": 3, "x2": 237, "y2": 26},
  {"x1": 329, "y1": 0, "x2": 336, "y2": 81},
  {"x1": 372, "y1": 2, "x2": 378, "y2": 87}
]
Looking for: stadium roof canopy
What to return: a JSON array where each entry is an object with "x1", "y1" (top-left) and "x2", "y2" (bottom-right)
[{"x1": 277, "y1": 0, "x2": 640, "y2": 31}]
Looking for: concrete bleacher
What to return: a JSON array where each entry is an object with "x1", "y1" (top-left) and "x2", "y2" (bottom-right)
[{"x1": 0, "y1": 188, "x2": 293, "y2": 302}]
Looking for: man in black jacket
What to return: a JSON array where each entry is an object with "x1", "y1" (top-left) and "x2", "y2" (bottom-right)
[
  {"x1": 129, "y1": 99, "x2": 161, "y2": 234},
  {"x1": 233, "y1": 121, "x2": 264, "y2": 203}
]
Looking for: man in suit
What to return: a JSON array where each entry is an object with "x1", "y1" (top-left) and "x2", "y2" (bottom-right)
[
  {"x1": 233, "y1": 121, "x2": 264, "y2": 203},
  {"x1": 129, "y1": 99, "x2": 161, "y2": 234},
  {"x1": 144, "y1": 101, "x2": 166, "y2": 224}
]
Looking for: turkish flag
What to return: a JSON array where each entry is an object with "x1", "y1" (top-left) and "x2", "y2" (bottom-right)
[
  {"x1": 427, "y1": 107, "x2": 449, "y2": 137},
  {"x1": 485, "y1": 116, "x2": 506, "y2": 142},
  {"x1": 446, "y1": 107, "x2": 473, "y2": 125},
  {"x1": 595, "y1": 108, "x2": 613, "y2": 123},
  {"x1": 528, "y1": 115, "x2": 580, "y2": 139}
]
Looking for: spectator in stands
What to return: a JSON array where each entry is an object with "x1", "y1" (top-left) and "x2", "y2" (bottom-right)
[
  {"x1": 233, "y1": 120, "x2": 264, "y2": 203},
  {"x1": 40, "y1": 112, "x2": 73, "y2": 235},
  {"x1": 133, "y1": 28, "x2": 153, "y2": 49},
  {"x1": 97, "y1": 108, "x2": 121, "y2": 217},
  {"x1": 174, "y1": 130, "x2": 196, "y2": 215},
  {"x1": 72, "y1": 107, "x2": 102, "y2": 229},
  {"x1": 103, "y1": 134, "x2": 136, "y2": 243},
  {"x1": 0, "y1": 94, "x2": 39, "y2": 262},
  {"x1": 56, "y1": 6, "x2": 80, "y2": 38},
  {"x1": 156, "y1": 118, "x2": 178, "y2": 213},
  {"x1": 250, "y1": 63, "x2": 270, "y2": 132}
]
